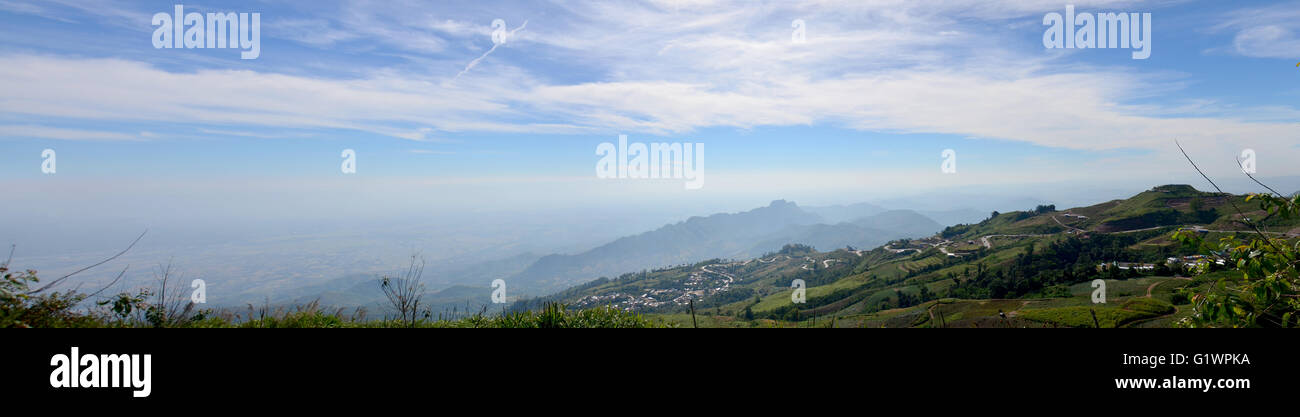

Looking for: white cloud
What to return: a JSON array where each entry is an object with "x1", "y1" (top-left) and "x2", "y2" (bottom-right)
[
  {"x1": 271, "y1": 18, "x2": 361, "y2": 47},
  {"x1": 0, "y1": 0, "x2": 77, "y2": 23},
  {"x1": 1212, "y1": 3, "x2": 1300, "y2": 59},
  {"x1": 429, "y1": 19, "x2": 489, "y2": 37},
  {"x1": 408, "y1": 149, "x2": 454, "y2": 155},
  {"x1": 1233, "y1": 25, "x2": 1300, "y2": 59},
  {"x1": 0, "y1": 124, "x2": 147, "y2": 141},
  {"x1": 38, "y1": 0, "x2": 155, "y2": 30},
  {"x1": 2, "y1": 0, "x2": 1297, "y2": 178}
]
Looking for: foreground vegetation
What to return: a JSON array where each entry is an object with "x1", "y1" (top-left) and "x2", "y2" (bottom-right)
[
  {"x1": 219, "y1": 302, "x2": 666, "y2": 328},
  {"x1": 1, "y1": 272, "x2": 665, "y2": 329},
  {"x1": 2, "y1": 246, "x2": 666, "y2": 328}
]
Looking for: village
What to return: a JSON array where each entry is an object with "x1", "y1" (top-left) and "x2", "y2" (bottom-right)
[{"x1": 571, "y1": 262, "x2": 738, "y2": 311}]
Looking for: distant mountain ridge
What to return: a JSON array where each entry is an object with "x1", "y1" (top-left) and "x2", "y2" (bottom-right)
[
  {"x1": 852, "y1": 210, "x2": 943, "y2": 238},
  {"x1": 803, "y1": 202, "x2": 887, "y2": 223},
  {"x1": 804, "y1": 202, "x2": 984, "y2": 227},
  {"x1": 504, "y1": 200, "x2": 944, "y2": 294}
]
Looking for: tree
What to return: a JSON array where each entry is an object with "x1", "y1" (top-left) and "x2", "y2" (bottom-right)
[
  {"x1": 380, "y1": 255, "x2": 428, "y2": 327},
  {"x1": 1175, "y1": 192, "x2": 1298, "y2": 327},
  {"x1": 143, "y1": 261, "x2": 201, "y2": 327},
  {"x1": 2, "y1": 232, "x2": 145, "y2": 328},
  {"x1": 1172, "y1": 141, "x2": 1299, "y2": 327},
  {"x1": 895, "y1": 290, "x2": 919, "y2": 308},
  {"x1": 1154, "y1": 260, "x2": 1172, "y2": 276}
]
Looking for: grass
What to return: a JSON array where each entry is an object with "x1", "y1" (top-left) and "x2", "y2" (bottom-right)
[
  {"x1": 1066, "y1": 276, "x2": 1171, "y2": 299},
  {"x1": 899, "y1": 256, "x2": 944, "y2": 273},
  {"x1": 931, "y1": 299, "x2": 1026, "y2": 323},
  {"x1": 656, "y1": 313, "x2": 745, "y2": 328},
  {"x1": 749, "y1": 271, "x2": 874, "y2": 314},
  {"x1": 1016, "y1": 299, "x2": 1173, "y2": 328},
  {"x1": 1120, "y1": 297, "x2": 1176, "y2": 316},
  {"x1": 1016, "y1": 306, "x2": 1140, "y2": 328},
  {"x1": 16, "y1": 301, "x2": 669, "y2": 328},
  {"x1": 1149, "y1": 278, "x2": 1194, "y2": 304}
]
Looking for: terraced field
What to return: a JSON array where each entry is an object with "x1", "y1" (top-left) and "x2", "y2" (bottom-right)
[
  {"x1": 818, "y1": 274, "x2": 1214, "y2": 328},
  {"x1": 897, "y1": 255, "x2": 944, "y2": 273}
]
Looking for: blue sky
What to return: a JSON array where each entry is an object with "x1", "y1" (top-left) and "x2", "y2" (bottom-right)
[{"x1": 1, "y1": 0, "x2": 1299, "y2": 217}]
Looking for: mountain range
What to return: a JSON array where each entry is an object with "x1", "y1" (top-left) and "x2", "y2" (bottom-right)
[{"x1": 501, "y1": 200, "x2": 944, "y2": 294}]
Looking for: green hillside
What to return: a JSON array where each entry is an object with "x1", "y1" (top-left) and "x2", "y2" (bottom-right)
[{"x1": 515, "y1": 185, "x2": 1299, "y2": 328}]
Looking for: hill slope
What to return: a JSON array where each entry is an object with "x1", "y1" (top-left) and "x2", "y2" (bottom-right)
[{"x1": 520, "y1": 185, "x2": 1298, "y2": 327}]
